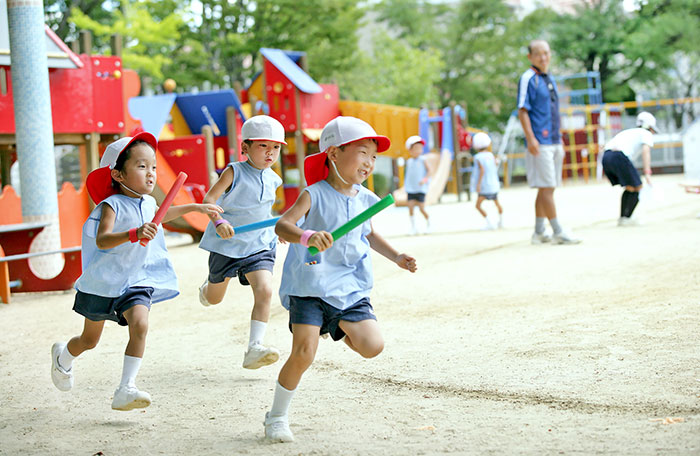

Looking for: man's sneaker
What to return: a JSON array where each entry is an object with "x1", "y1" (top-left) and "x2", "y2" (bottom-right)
[
  {"x1": 264, "y1": 412, "x2": 294, "y2": 442},
  {"x1": 111, "y1": 385, "x2": 152, "y2": 411},
  {"x1": 618, "y1": 216, "x2": 640, "y2": 227},
  {"x1": 531, "y1": 232, "x2": 551, "y2": 244},
  {"x1": 51, "y1": 342, "x2": 74, "y2": 392},
  {"x1": 199, "y1": 279, "x2": 214, "y2": 307},
  {"x1": 552, "y1": 230, "x2": 581, "y2": 245},
  {"x1": 243, "y1": 344, "x2": 280, "y2": 369}
]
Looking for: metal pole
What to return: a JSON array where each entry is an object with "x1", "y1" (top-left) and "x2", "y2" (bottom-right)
[{"x1": 7, "y1": 0, "x2": 62, "y2": 276}]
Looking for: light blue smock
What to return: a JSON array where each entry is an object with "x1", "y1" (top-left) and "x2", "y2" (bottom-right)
[
  {"x1": 470, "y1": 151, "x2": 501, "y2": 195},
  {"x1": 75, "y1": 194, "x2": 179, "y2": 302},
  {"x1": 279, "y1": 180, "x2": 380, "y2": 310},
  {"x1": 199, "y1": 161, "x2": 282, "y2": 258},
  {"x1": 404, "y1": 155, "x2": 429, "y2": 194}
]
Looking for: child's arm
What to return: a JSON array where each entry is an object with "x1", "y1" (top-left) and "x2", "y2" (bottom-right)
[
  {"x1": 160, "y1": 203, "x2": 223, "y2": 224},
  {"x1": 367, "y1": 222, "x2": 417, "y2": 272},
  {"x1": 476, "y1": 160, "x2": 485, "y2": 194},
  {"x1": 95, "y1": 204, "x2": 158, "y2": 249},
  {"x1": 641, "y1": 144, "x2": 652, "y2": 185},
  {"x1": 421, "y1": 155, "x2": 435, "y2": 184},
  {"x1": 275, "y1": 191, "x2": 333, "y2": 252},
  {"x1": 202, "y1": 167, "x2": 235, "y2": 238}
]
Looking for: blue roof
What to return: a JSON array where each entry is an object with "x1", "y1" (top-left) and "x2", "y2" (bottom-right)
[{"x1": 260, "y1": 48, "x2": 322, "y2": 94}]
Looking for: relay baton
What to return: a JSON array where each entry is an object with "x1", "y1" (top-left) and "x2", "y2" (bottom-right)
[
  {"x1": 140, "y1": 171, "x2": 188, "y2": 246},
  {"x1": 230, "y1": 217, "x2": 281, "y2": 235},
  {"x1": 308, "y1": 194, "x2": 394, "y2": 256}
]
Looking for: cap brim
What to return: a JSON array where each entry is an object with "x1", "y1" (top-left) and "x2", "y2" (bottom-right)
[
  {"x1": 304, "y1": 152, "x2": 329, "y2": 186},
  {"x1": 127, "y1": 131, "x2": 158, "y2": 151},
  {"x1": 86, "y1": 166, "x2": 117, "y2": 204},
  {"x1": 338, "y1": 135, "x2": 391, "y2": 153},
  {"x1": 243, "y1": 137, "x2": 288, "y2": 145}
]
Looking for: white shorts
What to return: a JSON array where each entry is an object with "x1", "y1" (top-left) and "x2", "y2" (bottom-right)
[{"x1": 526, "y1": 143, "x2": 564, "y2": 188}]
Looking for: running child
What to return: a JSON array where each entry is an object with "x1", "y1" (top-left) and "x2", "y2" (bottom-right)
[
  {"x1": 600, "y1": 111, "x2": 656, "y2": 226},
  {"x1": 403, "y1": 135, "x2": 431, "y2": 234},
  {"x1": 50, "y1": 132, "x2": 222, "y2": 410},
  {"x1": 263, "y1": 116, "x2": 417, "y2": 442},
  {"x1": 469, "y1": 132, "x2": 503, "y2": 229},
  {"x1": 198, "y1": 115, "x2": 285, "y2": 369}
]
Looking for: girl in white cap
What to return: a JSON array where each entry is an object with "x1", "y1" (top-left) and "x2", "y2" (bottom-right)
[
  {"x1": 197, "y1": 115, "x2": 285, "y2": 369},
  {"x1": 470, "y1": 132, "x2": 504, "y2": 229},
  {"x1": 263, "y1": 116, "x2": 417, "y2": 443},
  {"x1": 50, "y1": 132, "x2": 222, "y2": 411},
  {"x1": 403, "y1": 135, "x2": 432, "y2": 234},
  {"x1": 600, "y1": 111, "x2": 657, "y2": 226}
]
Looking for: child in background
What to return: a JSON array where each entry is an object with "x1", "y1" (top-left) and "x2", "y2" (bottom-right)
[
  {"x1": 599, "y1": 111, "x2": 656, "y2": 226},
  {"x1": 198, "y1": 115, "x2": 285, "y2": 369},
  {"x1": 264, "y1": 116, "x2": 417, "y2": 442},
  {"x1": 404, "y1": 135, "x2": 431, "y2": 235},
  {"x1": 51, "y1": 132, "x2": 222, "y2": 410},
  {"x1": 470, "y1": 132, "x2": 503, "y2": 229}
]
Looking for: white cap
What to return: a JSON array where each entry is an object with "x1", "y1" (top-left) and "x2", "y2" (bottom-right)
[
  {"x1": 319, "y1": 116, "x2": 390, "y2": 153},
  {"x1": 636, "y1": 111, "x2": 657, "y2": 132},
  {"x1": 241, "y1": 115, "x2": 287, "y2": 144},
  {"x1": 472, "y1": 132, "x2": 491, "y2": 150},
  {"x1": 405, "y1": 135, "x2": 425, "y2": 150}
]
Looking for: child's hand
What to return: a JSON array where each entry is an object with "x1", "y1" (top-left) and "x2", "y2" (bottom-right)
[
  {"x1": 216, "y1": 222, "x2": 235, "y2": 239},
  {"x1": 395, "y1": 253, "x2": 417, "y2": 273},
  {"x1": 198, "y1": 204, "x2": 224, "y2": 217},
  {"x1": 278, "y1": 237, "x2": 287, "y2": 245},
  {"x1": 308, "y1": 231, "x2": 333, "y2": 252},
  {"x1": 138, "y1": 222, "x2": 158, "y2": 241},
  {"x1": 420, "y1": 177, "x2": 429, "y2": 185}
]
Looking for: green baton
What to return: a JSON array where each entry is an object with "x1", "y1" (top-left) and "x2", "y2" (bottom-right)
[{"x1": 308, "y1": 194, "x2": 395, "y2": 256}]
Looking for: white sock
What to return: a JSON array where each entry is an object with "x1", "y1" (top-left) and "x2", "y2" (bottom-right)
[
  {"x1": 249, "y1": 320, "x2": 267, "y2": 347},
  {"x1": 410, "y1": 215, "x2": 416, "y2": 229},
  {"x1": 58, "y1": 344, "x2": 76, "y2": 370},
  {"x1": 120, "y1": 355, "x2": 142, "y2": 387},
  {"x1": 269, "y1": 381, "x2": 295, "y2": 418}
]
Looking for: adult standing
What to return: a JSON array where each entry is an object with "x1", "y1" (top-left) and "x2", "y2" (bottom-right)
[{"x1": 517, "y1": 40, "x2": 580, "y2": 245}]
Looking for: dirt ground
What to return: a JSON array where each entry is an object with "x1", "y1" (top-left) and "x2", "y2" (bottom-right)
[{"x1": 1, "y1": 174, "x2": 700, "y2": 455}]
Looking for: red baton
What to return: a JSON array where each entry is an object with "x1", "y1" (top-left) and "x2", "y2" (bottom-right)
[{"x1": 140, "y1": 172, "x2": 188, "y2": 246}]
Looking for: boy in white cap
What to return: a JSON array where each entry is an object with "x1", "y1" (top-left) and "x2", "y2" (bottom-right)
[
  {"x1": 403, "y1": 135, "x2": 432, "y2": 235},
  {"x1": 263, "y1": 116, "x2": 417, "y2": 442},
  {"x1": 50, "y1": 132, "x2": 222, "y2": 410},
  {"x1": 198, "y1": 115, "x2": 285, "y2": 369},
  {"x1": 469, "y1": 132, "x2": 504, "y2": 229},
  {"x1": 600, "y1": 111, "x2": 657, "y2": 226}
]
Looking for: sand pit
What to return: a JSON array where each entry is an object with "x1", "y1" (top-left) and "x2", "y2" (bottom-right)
[{"x1": 1, "y1": 174, "x2": 699, "y2": 455}]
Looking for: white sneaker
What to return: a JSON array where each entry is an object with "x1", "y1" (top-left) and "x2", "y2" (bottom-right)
[
  {"x1": 618, "y1": 216, "x2": 640, "y2": 227},
  {"x1": 51, "y1": 342, "x2": 74, "y2": 392},
  {"x1": 111, "y1": 385, "x2": 152, "y2": 411},
  {"x1": 497, "y1": 218, "x2": 504, "y2": 229},
  {"x1": 531, "y1": 232, "x2": 551, "y2": 244},
  {"x1": 199, "y1": 279, "x2": 214, "y2": 307},
  {"x1": 243, "y1": 344, "x2": 280, "y2": 369},
  {"x1": 552, "y1": 230, "x2": 581, "y2": 245},
  {"x1": 481, "y1": 220, "x2": 495, "y2": 231},
  {"x1": 264, "y1": 412, "x2": 294, "y2": 442}
]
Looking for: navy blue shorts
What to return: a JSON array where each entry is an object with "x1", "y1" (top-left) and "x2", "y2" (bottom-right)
[
  {"x1": 407, "y1": 192, "x2": 426, "y2": 202},
  {"x1": 602, "y1": 150, "x2": 642, "y2": 187},
  {"x1": 478, "y1": 193, "x2": 498, "y2": 201},
  {"x1": 73, "y1": 287, "x2": 154, "y2": 326},
  {"x1": 288, "y1": 296, "x2": 377, "y2": 341},
  {"x1": 208, "y1": 246, "x2": 276, "y2": 286}
]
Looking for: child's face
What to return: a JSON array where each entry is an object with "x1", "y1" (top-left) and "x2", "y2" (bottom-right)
[
  {"x1": 243, "y1": 140, "x2": 281, "y2": 170},
  {"x1": 113, "y1": 143, "x2": 157, "y2": 197},
  {"x1": 409, "y1": 143, "x2": 423, "y2": 158},
  {"x1": 330, "y1": 139, "x2": 378, "y2": 185}
]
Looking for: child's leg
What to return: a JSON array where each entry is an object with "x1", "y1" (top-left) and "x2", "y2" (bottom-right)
[
  {"x1": 407, "y1": 200, "x2": 416, "y2": 216},
  {"x1": 277, "y1": 324, "x2": 321, "y2": 390},
  {"x1": 201, "y1": 277, "x2": 231, "y2": 305},
  {"x1": 66, "y1": 318, "x2": 106, "y2": 362},
  {"x1": 417, "y1": 201, "x2": 429, "y2": 220},
  {"x1": 112, "y1": 304, "x2": 152, "y2": 411},
  {"x1": 475, "y1": 195, "x2": 487, "y2": 217},
  {"x1": 242, "y1": 269, "x2": 279, "y2": 368},
  {"x1": 494, "y1": 198, "x2": 503, "y2": 214},
  {"x1": 338, "y1": 319, "x2": 384, "y2": 359}
]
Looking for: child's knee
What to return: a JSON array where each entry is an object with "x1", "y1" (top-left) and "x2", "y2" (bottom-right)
[
  {"x1": 128, "y1": 316, "x2": 149, "y2": 338},
  {"x1": 290, "y1": 341, "x2": 317, "y2": 367},
  {"x1": 360, "y1": 339, "x2": 384, "y2": 359}
]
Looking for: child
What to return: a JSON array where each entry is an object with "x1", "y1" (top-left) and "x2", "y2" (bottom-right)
[
  {"x1": 600, "y1": 111, "x2": 656, "y2": 226},
  {"x1": 404, "y1": 135, "x2": 431, "y2": 235},
  {"x1": 263, "y1": 116, "x2": 417, "y2": 442},
  {"x1": 469, "y1": 132, "x2": 503, "y2": 230},
  {"x1": 198, "y1": 115, "x2": 285, "y2": 369},
  {"x1": 50, "y1": 132, "x2": 222, "y2": 410}
]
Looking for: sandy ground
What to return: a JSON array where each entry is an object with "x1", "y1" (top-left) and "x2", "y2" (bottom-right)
[{"x1": 2, "y1": 174, "x2": 700, "y2": 455}]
